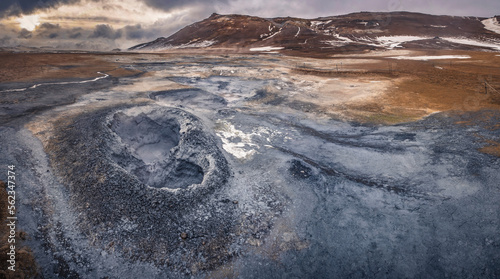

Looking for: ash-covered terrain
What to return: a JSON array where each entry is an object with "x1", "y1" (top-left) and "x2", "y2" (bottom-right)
[
  {"x1": 0, "y1": 50, "x2": 499, "y2": 278},
  {"x1": 1, "y1": 11, "x2": 500, "y2": 279}
]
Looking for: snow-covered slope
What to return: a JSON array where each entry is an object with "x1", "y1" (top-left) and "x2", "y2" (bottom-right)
[{"x1": 482, "y1": 17, "x2": 500, "y2": 35}]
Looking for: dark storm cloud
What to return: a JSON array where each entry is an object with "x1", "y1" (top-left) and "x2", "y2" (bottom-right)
[
  {"x1": 214, "y1": 0, "x2": 500, "y2": 18},
  {"x1": 69, "y1": 28, "x2": 82, "y2": 38},
  {"x1": 0, "y1": 0, "x2": 79, "y2": 17},
  {"x1": 0, "y1": 0, "x2": 222, "y2": 18},
  {"x1": 307, "y1": 0, "x2": 500, "y2": 17},
  {"x1": 0, "y1": 35, "x2": 14, "y2": 46},
  {"x1": 45, "y1": 15, "x2": 129, "y2": 24},
  {"x1": 38, "y1": 22, "x2": 59, "y2": 29},
  {"x1": 89, "y1": 24, "x2": 122, "y2": 39},
  {"x1": 18, "y1": 28, "x2": 32, "y2": 38},
  {"x1": 1, "y1": 0, "x2": 499, "y2": 19},
  {"x1": 121, "y1": 22, "x2": 178, "y2": 40},
  {"x1": 26, "y1": 22, "x2": 83, "y2": 41},
  {"x1": 141, "y1": 0, "x2": 226, "y2": 12},
  {"x1": 123, "y1": 24, "x2": 145, "y2": 40},
  {"x1": 35, "y1": 22, "x2": 61, "y2": 39},
  {"x1": 0, "y1": 24, "x2": 19, "y2": 46}
]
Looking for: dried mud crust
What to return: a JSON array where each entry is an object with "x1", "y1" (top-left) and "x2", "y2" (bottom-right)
[{"x1": 45, "y1": 105, "x2": 236, "y2": 272}]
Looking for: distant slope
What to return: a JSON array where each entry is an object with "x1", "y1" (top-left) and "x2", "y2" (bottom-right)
[
  {"x1": 129, "y1": 12, "x2": 500, "y2": 54},
  {"x1": 482, "y1": 16, "x2": 500, "y2": 35}
]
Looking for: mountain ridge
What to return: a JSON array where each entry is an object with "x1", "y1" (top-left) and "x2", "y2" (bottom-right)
[{"x1": 129, "y1": 11, "x2": 500, "y2": 55}]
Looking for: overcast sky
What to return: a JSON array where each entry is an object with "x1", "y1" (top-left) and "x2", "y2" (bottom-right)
[{"x1": 0, "y1": 0, "x2": 499, "y2": 50}]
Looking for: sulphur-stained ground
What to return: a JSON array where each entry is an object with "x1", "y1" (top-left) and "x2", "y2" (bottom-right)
[{"x1": 0, "y1": 49, "x2": 499, "y2": 278}]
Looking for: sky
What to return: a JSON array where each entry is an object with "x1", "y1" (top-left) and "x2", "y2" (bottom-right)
[{"x1": 0, "y1": 0, "x2": 499, "y2": 50}]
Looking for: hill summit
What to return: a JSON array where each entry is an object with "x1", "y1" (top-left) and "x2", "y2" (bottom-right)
[{"x1": 130, "y1": 12, "x2": 500, "y2": 54}]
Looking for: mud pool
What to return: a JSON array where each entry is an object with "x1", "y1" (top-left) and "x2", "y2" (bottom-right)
[{"x1": 0, "y1": 54, "x2": 499, "y2": 278}]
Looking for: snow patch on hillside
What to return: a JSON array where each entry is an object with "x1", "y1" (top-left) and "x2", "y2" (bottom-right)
[
  {"x1": 373, "y1": 36, "x2": 500, "y2": 51},
  {"x1": 179, "y1": 40, "x2": 217, "y2": 48},
  {"x1": 250, "y1": 46, "x2": 284, "y2": 52},
  {"x1": 323, "y1": 34, "x2": 355, "y2": 47},
  {"x1": 144, "y1": 40, "x2": 216, "y2": 50},
  {"x1": 295, "y1": 27, "x2": 301, "y2": 37},
  {"x1": 442, "y1": 37, "x2": 500, "y2": 51},
  {"x1": 334, "y1": 34, "x2": 354, "y2": 42},
  {"x1": 263, "y1": 28, "x2": 282, "y2": 41},
  {"x1": 482, "y1": 17, "x2": 500, "y2": 35},
  {"x1": 376, "y1": 36, "x2": 430, "y2": 49},
  {"x1": 389, "y1": 55, "x2": 471, "y2": 61},
  {"x1": 310, "y1": 20, "x2": 331, "y2": 28}
]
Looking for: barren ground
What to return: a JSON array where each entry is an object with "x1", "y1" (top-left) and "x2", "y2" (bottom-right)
[{"x1": 0, "y1": 49, "x2": 499, "y2": 278}]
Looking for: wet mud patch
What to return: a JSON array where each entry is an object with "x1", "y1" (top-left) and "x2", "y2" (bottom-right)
[
  {"x1": 150, "y1": 88, "x2": 227, "y2": 109},
  {"x1": 246, "y1": 88, "x2": 287, "y2": 106},
  {"x1": 110, "y1": 111, "x2": 180, "y2": 165},
  {"x1": 393, "y1": 132, "x2": 416, "y2": 141},
  {"x1": 169, "y1": 76, "x2": 273, "y2": 104},
  {"x1": 288, "y1": 159, "x2": 314, "y2": 179},
  {"x1": 109, "y1": 110, "x2": 204, "y2": 189}
]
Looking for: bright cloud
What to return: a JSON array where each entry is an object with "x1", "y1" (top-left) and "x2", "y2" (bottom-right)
[{"x1": 16, "y1": 14, "x2": 40, "y2": 31}]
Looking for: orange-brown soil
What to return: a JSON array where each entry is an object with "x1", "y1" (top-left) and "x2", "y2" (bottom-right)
[
  {"x1": 286, "y1": 50, "x2": 500, "y2": 124},
  {"x1": 0, "y1": 52, "x2": 142, "y2": 83},
  {"x1": 479, "y1": 139, "x2": 500, "y2": 157},
  {"x1": 381, "y1": 51, "x2": 500, "y2": 113}
]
